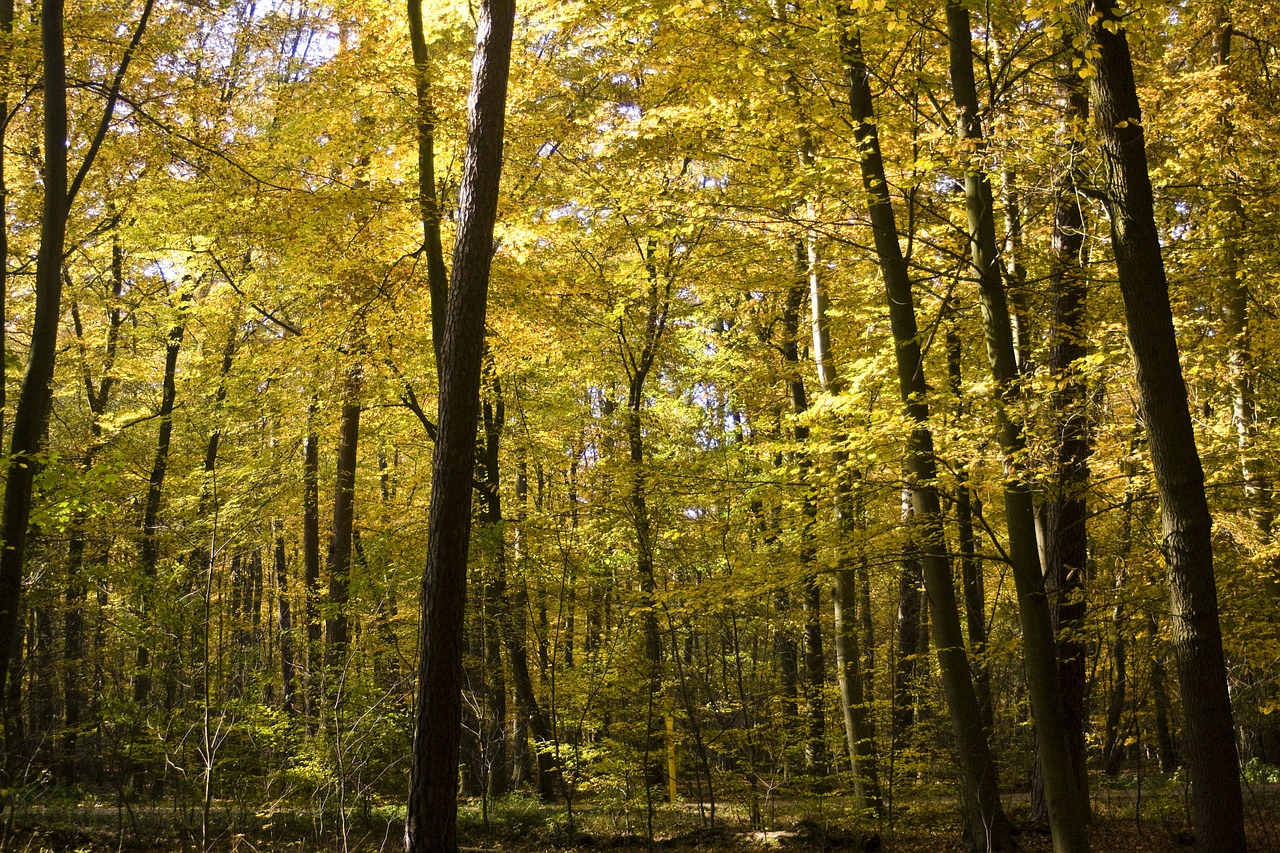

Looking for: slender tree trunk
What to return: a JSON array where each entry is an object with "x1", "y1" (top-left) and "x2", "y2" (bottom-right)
[
  {"x1": 508, "y1": 463, "x2": 558, "y2": 801},
  {"x1": 408, "y1": 0, "x2": 449, "y2": 366},
  {"x1": 478, "y1": 380, "x2": 510, "y2": 796},
  {"x1": 894, "y1": 503, "x2": 923, "y2": 749},
  {"x1": 1036, "y1": 42, "x2": 1092, "y2": 823},
  {"x1": 325, "y1": 359, "x2": 362, "y2": 674},
  {"x1": 806, "y1": 203, "x2": 880, "y2": 807},
  {"x1": 275, "y1": 530, "x2": 297, "y2": 716},
  {"x1": 405, "y1": 1, "x2": 515, "y2": 847},
  {"x1": 946, "y1": 314, "x2": 993, "y2": 735},
  {"x1": 838, "y1": 17, "x2": 1013, "y2": 849},
  {"x1": 61, "y1": 265, "x2": 126, "y2": 781},
  {"x1": 0, "y1": 0, "x2": 153, "y2": 694},
  {"x1": 303, "y1": 413, "x2": 322, "y2": 718},
  {"x1": 0, "y1": 0, "x2": 11, "y2": 452},
  {"x1": 133, "y1": 312, "x2": 185, "y2": 708},
  {"x1": 945, "y1": 6, "x2": 1090, "y2": 848},
  {"x1": 1077, "y1": 5, "x2": 1246, "y2": 850},
  {"x1": 0, "y1": 0, "x2": 69, "y2": 696},
  {"x1": 779, "y1": 242, "x2": 827, "y2": 779}
]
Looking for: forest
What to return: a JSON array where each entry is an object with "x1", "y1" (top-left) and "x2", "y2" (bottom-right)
[{"x1": 0, "y1": 0, "x2": 1279, "y2": 851}]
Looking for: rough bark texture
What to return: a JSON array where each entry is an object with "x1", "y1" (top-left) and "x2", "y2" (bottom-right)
[
  {"x1": 1077, "y1": 3, "x2": 1245, "y2": 850},
  {"x1": 405, "y1": 1, "x2": 515, "y2": 848},
  {"x1": 946, "y1": 316, "x2": 993, "y2": 736},
  {"x1": 325, "y1": 360, "x2": 362, "y2": 672},
  {"x1": 946, "y1": 6, "x2": 1089, "y2": 849},
  {"x1": 0, "y1": 0, "x2": 68, "y2": 697},
  {"x1": 133, "y1": 313, "x2": 185, "y2": 707},
  {"x1": 838, "y1": 16, "x2": 1012, "y2": 850},
  {"x1": 1039, "y1": 44, "x2": 1092, "y2": 822},
  {"x1": 478, "y1": 383, "x2": 509, "y2": 796}
]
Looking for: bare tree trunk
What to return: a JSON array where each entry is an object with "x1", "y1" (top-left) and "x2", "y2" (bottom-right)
[
  {"x1": 1077, "y1": 4, "x2": 1246, "y2": 849},
  {"x1": 275, "y1": 530, "x2": 297, "y2": 716},
  {"x1": 0, "y1": 0, "x2": 69, "y2": 696},
  {"x1": 1034, "y1": 36, "x2": 1094, "y2": 825},
  {"x1": 405, "y1": 1, "x2": 515, "y2": 847},
  {"x1": 478, "y1": 379, "x2": 509, "y2": 796},
  {"x1": 325, "y1": 360, "x2": 362, "y2": 674},
  {"x1": 945, "y1": 6, "x2": 1090, "y2": 848},
  {"x1": 945, "y1": 314, "x2": 993, "y2": 736},
  {"x1": 303, "y1": 412, "x2": 322, "y2": 719},
  {"x1": 838, "y1": 17, "x2": 1012, "y2": 849},
  {"x1": 133, "y1": 312, "x2": 185, "y2": 708}
]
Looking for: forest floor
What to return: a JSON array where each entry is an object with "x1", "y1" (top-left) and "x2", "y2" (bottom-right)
[{"x1": 3, "y1": 784, "x2": 1279, "y2": 852}]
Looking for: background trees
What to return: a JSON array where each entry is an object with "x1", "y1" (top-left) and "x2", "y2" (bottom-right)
[{"x1": 0, "y1": 0, "x2": 1278, "y2": 850}]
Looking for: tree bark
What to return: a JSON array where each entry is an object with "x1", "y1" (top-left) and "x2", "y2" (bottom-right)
[
  {"x1": 945, "y1": 6, "x2": 1090, "y2": 848},
  {"x1": 478, "y1": 378, "x2": 509, "y2": 796},
  {"x1": 134, "y1": 310, "x2": 185, "y2": 707},
  {"x1": 1037, "y1": 40, "x2": 1092, "y2": 823},
  {"x1": 0, "y1": 0, "x2": 69, "y2": 697},
  {"x1": 408, "y1": 0, "x2": 450, "y2": 366},
  {"x1": 405, "y1": 1, "x2": 515, "y2": 847},
  {"x1": 303, "y1": 412, "x2": 322, "y2": 718},
  {"x1": 838, "y1": 16, "x2": 1013, "y2": 849},
  {"x1": 275, "y1": 530, "x2": 297, "y2": 716},
  {"x1": 325, "y1": 359, "x2": 362, "y2": 674},
  {"x1": 946, "y1": 314, "x2": 993, "y2": 736},
  {"x1": 1077, "y1": 4, "x2": 1246, "y2": 850}
]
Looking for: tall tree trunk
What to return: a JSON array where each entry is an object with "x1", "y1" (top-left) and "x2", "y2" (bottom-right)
[
  {"x1": 1077, "y1": 4, "x2": 1246, "y2": 850},
  {"x1": 408, "y1": 0, "x2": 449, "y2": 366},
  {"x1": 405, "y1": 0, "x2": 515, "y2": 847},
  {"x1": 303, "y1": 412, "x2": 322, "y2": 718},
  {"x1": 0, "y1": 0, "x2": 153, "y2": 696},
  {"x1": 133, "y1": 311, "x2": 185, "y2": 708},
  {"x1": 946, "y1": 313, "x2": 993, "y2": 735},
  {"x1": 61, "y1": 260, "x2": 126, "y2": 781},
  {"x1": 945, "y1": 6, "x2": 1090, "y2": 848},
  {"x1": 478, "y1": 378, "x2": 509, "y2": 796},
  {"x1": 325, "y1": 359, "x2": 362, "y2": 674},
  {"x1": 806, "y1": 204, "x2": 880, "y2": 807},
  {"x1": 0, "y1": 0, "x2": 11, "y2": 452},
  {"x1": 1036, "y1": 40, "x2": 1093, "y2": 823},
  {"x1": 509, "y1": 462, "x2": 558, "y2": 801},
  {"x1": 0, "y1": 0, "x2": 69, "y2": 697},
  {"x1": 779, "y1": 243, "x2": 827, "y2": 779},
  {"x1": 838, "y1": 17, "x2": 1013, "y2": 850},
  {"x1": 275, "y1": 530, "x2": 297, "y2": 716}
]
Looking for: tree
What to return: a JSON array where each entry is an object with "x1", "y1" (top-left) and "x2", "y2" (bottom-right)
[
  {"x1": 1076, "y1": 2, "x2": 1246, "y2": 850},
  {"x1": 405, "y1": 0, "x2": 516, "y2": 848}
]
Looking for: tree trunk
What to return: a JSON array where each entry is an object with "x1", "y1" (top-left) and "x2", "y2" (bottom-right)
[
  {"x1": 894, "y1": 506, "x2": 923, "y2": 749},
  {"x1": 61, "y1": 263, "x2": 126, "y2": 781},
  {"x1": 133, "y1": 312, "x2": 185, "y2": 708},
  {"x1": 945, "y1": 6, "x2": 1090, "y2": 848},
  {"x1": 1077, "y1": 4, "x2": 1246, "y2": 850},
  {"x1": 275, "y1": 530, "x2": 297, "y2": 716},
  {"x1": 405, "y1": 0, "x2": 515, "y2": 847},
  {"x1": 325, "y1": 359, "x2": 362, "y2": 674},
  {"x1": 0, "y1": 0, "x2": 69, "y2": 696},
  {"x1": 478, "y1": 380, "x2": 510, "y2": 797},
  {"x1": 946, "y1": 314, "x2": 993, "y2": 736},
  {"x1": 805, "y1": 196, "x2": 879, "y2": 807},
  {"x1": 408, "y1": 0, "x2": 449, "y2": 366},
  {"x1": 838, "y1": 18, "x2": 1013, "y2": 850},
  {"x1": 303, "y1": 412, "x2": 322, "y2": 718},
  {"x1": 1038, "y1": 41, "x2": 1092, "y2": 823}
]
